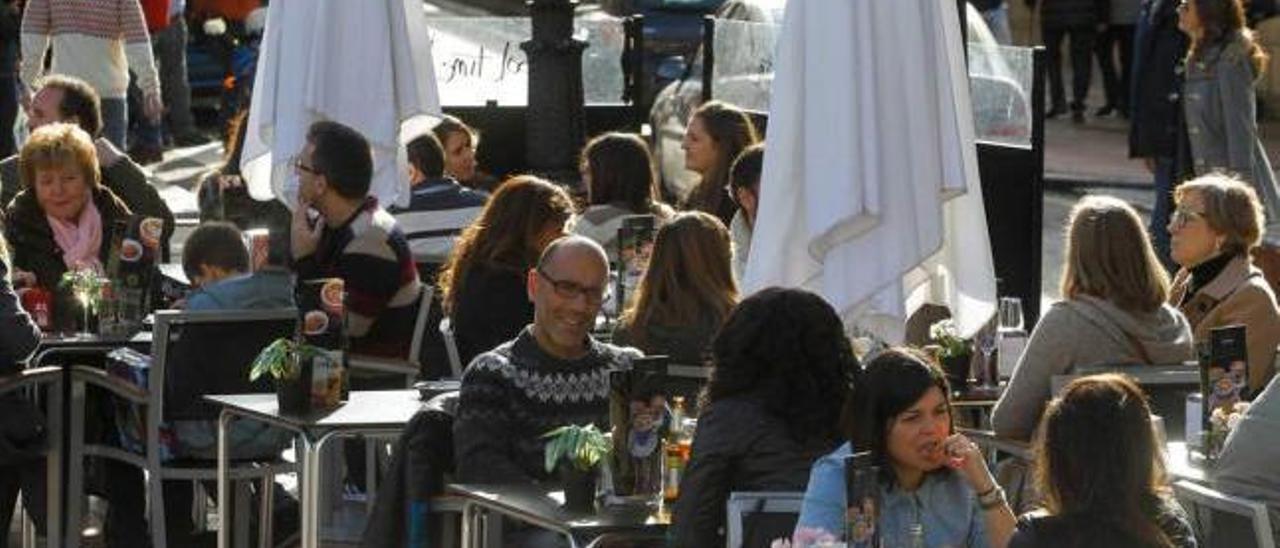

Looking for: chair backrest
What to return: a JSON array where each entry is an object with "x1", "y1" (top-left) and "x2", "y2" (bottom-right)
[
  {"x1": 440, "y1": 316, "x2": 463, "y2": 379},
  {"x1": 150, "y1": 308, "x2": 298, "y2": 422},
  {"x1": 408, "y1": 285, "x2": 435, "y2": 369},
  {"x1": 1173, "y1": 479, "x2": 1277, "y2": 548},
  {"x1": 1052, "y1": 363, "x2": 1199, "y2": 441},
  {"x1": 725, "y1": 491, "x2": 804, "y2": 548}
]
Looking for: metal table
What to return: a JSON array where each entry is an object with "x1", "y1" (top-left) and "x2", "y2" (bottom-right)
[
  {"x1": 208, "y1": 389, "x2": 424, "y2": 548},
  {"x1": 449, "y1": 482, "x2": 670, "y2": 548},
  {"x1": 1165, "y1": 441, "x2": 1209, "y2": 484}
]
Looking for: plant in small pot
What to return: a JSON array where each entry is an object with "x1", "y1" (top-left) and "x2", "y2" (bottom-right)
[
  {"x1": 249, "y1": 337, "x2": 325, "y2": 415},
  {"x1": 543, "y1": 424, "x2": 610, "y2": 513},
  {"x1": 929, "y1": 318, "x2": 972, "y2": 392}
]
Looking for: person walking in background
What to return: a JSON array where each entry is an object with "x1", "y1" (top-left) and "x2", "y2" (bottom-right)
[
  {"x1": 130, "y1": 0, "x2": 205, "y2": 164},
  {"x1": 20, "y1": 0, "x2": 163, "y2": 150},
  {"x1": 1179, "y1": 0, "x2": 1280, "y2": 289},
  {"x1": 1096, "y1": 0, "x2": 1142, "y2": 117},
  {"x1": 1130, "y1": 0, "x2": 1190, "y2": 271},
  {"x1": 1028, "y1": 0, "x2": 1108, "y2": 122},
  {"x1": 975, "y1": 0, "x2": 1015, "y2": 44},
  {"x1": 0, "y1": 1, "x2": 19, "y2": 159}
]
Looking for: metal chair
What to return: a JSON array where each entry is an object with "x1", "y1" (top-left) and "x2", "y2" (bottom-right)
[
  {"x1": 0, "y1": 366, "x2": 63, "y2": 548},
  {"x1": 348, "y1": 285, "x2": 436, "y2": 385},
  {"x1": 439, "y1": 316, "x2": 463, "y2": 379},
  {"x1": 64, "y1": 308, "x2": 299, "y2": 548},
  {"x1": 1174, "y1": 479, "x2": 1276, "y2": 548},
  {"x1": 725, "y1": 491, "x2": 804, "y2": 548}
]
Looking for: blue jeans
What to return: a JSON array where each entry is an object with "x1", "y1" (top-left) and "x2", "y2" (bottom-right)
[
  {"x1": 100, "y1": 97, "x2": 127, "y2": 150},
  {"x1": 1151, "y1": 156, "x2": 1177, "y2": 273}
]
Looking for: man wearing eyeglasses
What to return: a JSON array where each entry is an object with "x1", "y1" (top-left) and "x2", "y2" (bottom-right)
[
  {"x1": 454, "y1": 235, "x2": 641, "y2": 492},
  {"x1": 290, "y1": 120, "x2": 422, "y2": 359}
]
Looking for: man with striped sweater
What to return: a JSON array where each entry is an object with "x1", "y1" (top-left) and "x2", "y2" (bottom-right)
[
  {"x1": 20, "y1": 0, "x2": 163, "y2": 150},
  {"x1": 291, "y1": 121, "x2": 422, "y2": 359}
]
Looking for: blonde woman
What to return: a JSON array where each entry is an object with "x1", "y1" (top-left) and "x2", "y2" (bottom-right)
[
  {"x1": 612, "y1": 211, "x2": 738, "y2": 366},
  {"x1": 991, "y1": 195, "x2": 1196, "y2": 440},
  {"x1": 1168, "y1": 174, "x2": 1280, "y2": 393}
]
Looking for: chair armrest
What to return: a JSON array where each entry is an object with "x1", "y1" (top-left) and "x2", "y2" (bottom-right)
[
  {"x1": 348, "y1": 355, "x2": 418, "y2": 378},
  {"x1": 68, "y1": 365, "x2": 150, "y2": 403},
  {"x1": 957, "y1": 427, "x2": 1033, "y2": 460},
  {"x1": 0, "y1": 366, "x2": 63, "y2": 395}
]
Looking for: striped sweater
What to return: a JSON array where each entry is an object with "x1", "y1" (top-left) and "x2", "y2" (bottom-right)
[
  {"x1": 20, "y1": 0, "x2": 160, "y2": 99},
  {"x1": 294, "y1": 198, "x2": 422, "y2": 358}
]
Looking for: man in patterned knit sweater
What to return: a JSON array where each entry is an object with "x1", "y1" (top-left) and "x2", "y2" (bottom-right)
[
  {"x1": 454, "y1": 235, "x2": 641, "y2": 486},
  {"x1": 20, "y1": 0, "x2": 163, "y2": 149},
  {"x1": 290, "y1": 120, "x2": 422, "y2": 359}
]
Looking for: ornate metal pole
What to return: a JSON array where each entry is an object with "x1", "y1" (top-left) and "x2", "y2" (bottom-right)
[{"x1": 523, "y1": 0, "x2": 587, "y2": 183}]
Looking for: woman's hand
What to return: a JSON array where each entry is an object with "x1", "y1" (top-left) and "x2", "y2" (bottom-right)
[{"x1": 943, "y1": 433, "x2": 996, "y2": 494}]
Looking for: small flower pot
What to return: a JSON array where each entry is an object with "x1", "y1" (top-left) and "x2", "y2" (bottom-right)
[
  {"x1": 941, "y1": 353, "x2": 972, "y2": 392},
  {"x1": 275, "y1": 359, "x2": 314, "y2": 415},
  {"x1": 558, "y1": 462, "x2": 599, "y2": 513}
]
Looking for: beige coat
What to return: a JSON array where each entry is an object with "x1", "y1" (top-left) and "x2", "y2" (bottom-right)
[{"x1": 1171, "y1": 255, "x2": 1280, "y2": 393}]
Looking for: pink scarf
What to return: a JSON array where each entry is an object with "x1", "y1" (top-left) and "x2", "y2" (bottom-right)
[{"x1": 47, "y1": 200, "x2": 103, "y2": 271}]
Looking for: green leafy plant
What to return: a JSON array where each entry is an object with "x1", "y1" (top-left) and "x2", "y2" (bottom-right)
[
  {"x1": 249, "y1": 338, "x2": 326, "y2": 381},
  {"x1": 542, "y1": 424, "x2": 611, "y2": 474},
  {"x1": 929, "y1": 318, "x2": 970, "y2": 359}
]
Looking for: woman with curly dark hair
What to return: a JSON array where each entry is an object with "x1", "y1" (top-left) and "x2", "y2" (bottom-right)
[{"x1": 671, "y1": 287, "x2": 859, "y2": 547}]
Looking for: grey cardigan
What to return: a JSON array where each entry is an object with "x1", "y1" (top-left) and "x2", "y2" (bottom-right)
[{"x1": 1184, "y1": 34, "x2": 1280, "y2": 239}]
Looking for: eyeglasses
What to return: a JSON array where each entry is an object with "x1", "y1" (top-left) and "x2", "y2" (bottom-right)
[
  {"x1": 1177, "y1": 0, "x2": 1189, "y2": 11},
  {"x1": 1170, "y1": 207, "x2": 1206, "y2": 229},
  {"x1": 291, "y1": 154, "x2": 320, "y2": 175},
  {"x1": 537, "y1": 268, "x2": 610, "y2": 304}
]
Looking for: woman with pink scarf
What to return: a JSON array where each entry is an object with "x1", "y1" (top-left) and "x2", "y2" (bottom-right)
[{"x1": 5, "y1": 122, "x2": 138, "y2": 333}]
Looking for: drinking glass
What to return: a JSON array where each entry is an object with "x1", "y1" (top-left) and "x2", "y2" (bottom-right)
[
  {"x1": 998, "y1": 297, "x2": 1024, "y2": 332},
  {"x1": 974, "y1": 327, "x2": 997, "y2": 388}
]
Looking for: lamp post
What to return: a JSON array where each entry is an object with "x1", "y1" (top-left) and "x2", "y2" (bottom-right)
[{"x1": 523, "y1": 0, "x2": 587, "y2": 183}]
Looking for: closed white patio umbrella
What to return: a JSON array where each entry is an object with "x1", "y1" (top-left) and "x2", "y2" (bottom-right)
[
  {"x1": 743, "y1": 0, "x2": 996, "y2": 341},
  {"x1": 241, "y1": 0, "x2": 442, "y2": 208}
]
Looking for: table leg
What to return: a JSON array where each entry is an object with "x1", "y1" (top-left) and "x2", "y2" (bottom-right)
[
  {"x1": 63, "y1": 377, "x2": 86, "y2": 548},
  {"x1": 459, "y1": 502, "x2": 474, "y2": 548},
  {"x1": 216, "y1": 410, "x2": 232, "y2": 548},
  {"x1": 298, "y1": 436, "x2": 320, "y2": 548},
  {"x1": 44, "y1": 378, "x2": 63, "y2": 548}
]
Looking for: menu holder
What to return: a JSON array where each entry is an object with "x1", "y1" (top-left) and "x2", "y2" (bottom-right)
[
  {"x1": 844, "y1": 451, "x2": 882, "y2": 547},
  {"x1": 102, "y1": 215, "x2": 164, "y2": 337},
  {"x1": 296, "y1": 278, "x2": 348, "y2": 410},
  {"x1": 1202, "y1": 324, "x2": 1248, "y2": 426},
  {"x1": 606, "y1": 355, "x2": 670, "y2": 502},
  {"x1": 614, "y1": 215, "x2": 657, "y2": 318},
  {"x1": 243, "y1": 228, "x2": 270, "y2": 272}
]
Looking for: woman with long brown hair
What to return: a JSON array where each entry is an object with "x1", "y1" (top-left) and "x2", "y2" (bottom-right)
[
  {"x1": 438, "y1": 175, "x2": 575, "y2": 365},
  {"x1": 574, "y1": 132, "x2": 673, "y2": 260},
  {"x1": 1007, "y1": 374, "x2": 1197, "y2": 547},
  {"x1": 612, "y1": 211, "x2": 737, "y2": 365},
  {"x1": 991, "y1": 195, "x2": 1195, "y2": 441},
  {"x1": 1179, "y1": 0, "x2": 1280, "y2": 230},
  {"x1": 681, "y1": 101, "x2": 759, "y2": 225}
]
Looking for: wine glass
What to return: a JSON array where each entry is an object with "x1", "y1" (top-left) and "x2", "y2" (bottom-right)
[{"x1": 973, "y1": 327, "x2": 997, "y2": 388}]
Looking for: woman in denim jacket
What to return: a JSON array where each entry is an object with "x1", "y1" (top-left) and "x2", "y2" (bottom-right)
[{"x1": 1179, "y1": 0, "x2": 1280, "y2": 230}]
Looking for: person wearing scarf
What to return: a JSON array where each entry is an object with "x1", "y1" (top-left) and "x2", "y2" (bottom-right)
[
  {"x1": 4, "y1": 122, "x2": 136, "y2": 333},
  {"x1": 1168, "y1": 174, "x2": 1280, "y2": 395}
]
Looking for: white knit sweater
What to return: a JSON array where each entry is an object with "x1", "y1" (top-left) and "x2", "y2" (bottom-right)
[{"x1": 20, "y1": 0, "x2": 160, "y2": 100}]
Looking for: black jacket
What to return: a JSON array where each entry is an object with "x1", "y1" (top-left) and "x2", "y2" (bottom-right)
[
  {"x1": 670, "y1": 395, "x2": 838, "y2": 548},
  {"x1": 1129, "y1": 0, "x2": 1189, "y2": 159},
  {"x1": 5, "y1": 186, "x2": 133, "y2": 332},
  {"x1": 1029, "y1": 0, "x2": 1110, "y2": 28}
]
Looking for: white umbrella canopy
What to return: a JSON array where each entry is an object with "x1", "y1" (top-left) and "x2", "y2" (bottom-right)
[
  {"x1": 241, "y1": 0, "x2": 442, "y2": 209},
  {"x1": 743, "y1": 0, "x2": 996, "y2": 342}
]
